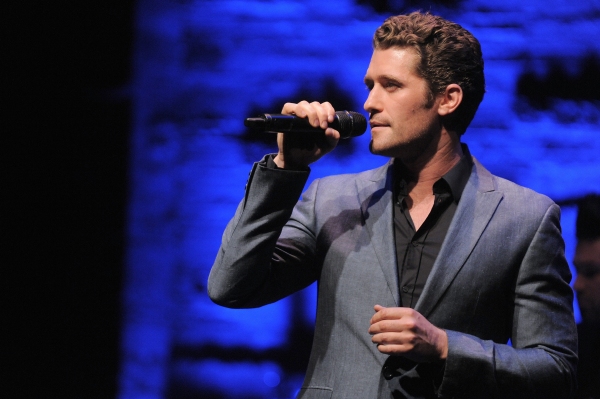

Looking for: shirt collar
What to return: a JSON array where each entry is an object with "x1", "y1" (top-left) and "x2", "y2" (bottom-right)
[
  {"x1": 439, "y1": 143, "x2": 473, "y2": 203},
  {"x1": 394, "y1": 143, "x2": 473, "y2": 203}
]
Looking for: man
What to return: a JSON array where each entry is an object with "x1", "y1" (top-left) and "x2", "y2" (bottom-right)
[
  {"x1": 573, "y1": 194, "x2": 600, "y2": 399},
  {"x1": 208, "y1": 12, "x2": 577, "y2": 398}
]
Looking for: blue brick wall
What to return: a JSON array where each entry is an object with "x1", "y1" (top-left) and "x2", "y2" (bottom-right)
[{"x1": 119, "y1": 1, "x2": 600, "y2": 398}]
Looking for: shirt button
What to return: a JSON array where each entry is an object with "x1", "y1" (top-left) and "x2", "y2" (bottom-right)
[
  {"x1": 402, "y1": 286, "x2": 409, "y2": 293},
  {"x1": 411, "y1": 241, "x2": 419, "y2": 247}
]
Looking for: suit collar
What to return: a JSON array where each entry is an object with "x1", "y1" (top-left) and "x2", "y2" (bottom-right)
[
  {"x1": 355, "y1": 153, "x2": 501, "y2": 311},
  {"x1": 415, "y1": 156, "x2": 503, "y2": 316},
  {"x1": 356, "y1": 160, "x2": 400, "y2": 305}
]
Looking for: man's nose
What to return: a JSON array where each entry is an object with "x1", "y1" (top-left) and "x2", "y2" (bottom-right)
[
  {"x1": 364, "y1": 87, "x2": 381, "y2": 113},
  {"x1": 573, "y1": 274, "x2": 586, "y2": 293}
]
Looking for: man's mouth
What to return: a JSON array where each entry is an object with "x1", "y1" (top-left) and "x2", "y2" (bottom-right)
[{"x1": 370, "y1": 120, "x2": 388, "y2": 129}]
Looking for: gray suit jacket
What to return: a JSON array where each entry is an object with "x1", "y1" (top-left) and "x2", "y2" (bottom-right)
[{"x1": 209, "y1": 151, "x2": 577, "y2": 399}]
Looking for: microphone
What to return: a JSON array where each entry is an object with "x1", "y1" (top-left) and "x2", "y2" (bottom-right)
[{"x1": 244, "y1": 111, "x2": 367, "y2": 139}]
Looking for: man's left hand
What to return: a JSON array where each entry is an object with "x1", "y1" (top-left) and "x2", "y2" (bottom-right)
[{"x1": 369, "y1": 304, "x2": 448, "y2": 363}]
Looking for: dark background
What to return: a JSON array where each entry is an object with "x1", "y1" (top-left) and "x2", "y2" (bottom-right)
[
  {"x1": 4, "y1": 1, "x2": 599, "y2": 398},
  {"x1": 6, "y1": 3, "x2": 133, "y2": 397}
]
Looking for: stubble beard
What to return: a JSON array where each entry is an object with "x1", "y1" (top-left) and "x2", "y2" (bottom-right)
[
  {"x1": 368, "y1": 90, "x2": 440, "y2": 162},
  {"x1": 369, "y1": 120, "x2": 441, "y2": 167}
]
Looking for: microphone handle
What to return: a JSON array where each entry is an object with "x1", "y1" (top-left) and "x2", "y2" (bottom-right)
[
  {"x1": 244, "y1": 111, "x2": 367, "y2": 139},
  {"x1": 245, "y1": 114, "x2": 322, "y2": 134}
]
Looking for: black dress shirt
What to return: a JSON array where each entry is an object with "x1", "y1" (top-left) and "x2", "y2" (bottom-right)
[{"x1": 394, "y1": 147, "x2": 473, "y2": 308}]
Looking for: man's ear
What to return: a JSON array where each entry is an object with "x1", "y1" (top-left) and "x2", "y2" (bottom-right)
[{"x1": 437, "y1": 84, "x2": 463, "y2": 116}]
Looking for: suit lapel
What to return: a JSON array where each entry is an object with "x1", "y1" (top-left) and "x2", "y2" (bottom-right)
[
  {"x1": 356, "y1": 161, "x2": 400, "y2": 305},
  {"x1": 415, "y1": 158, "x2": 503, "y2": 317}
]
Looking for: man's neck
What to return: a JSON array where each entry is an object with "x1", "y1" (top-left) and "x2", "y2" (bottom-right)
[
  {"x1": 394, "y1": 133, "x2": 463, "y2": 231},
  {"x1": 399, "y1": 134, "x2": 463, "y2": 206}
]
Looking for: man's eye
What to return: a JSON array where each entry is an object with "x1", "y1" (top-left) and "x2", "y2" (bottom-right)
[
  {"x1": 576, "y1": 263, "x2": 600, "y2": 278},
  {"x1": 579, "y1": 269, "x2": 600, "y2": 278}
]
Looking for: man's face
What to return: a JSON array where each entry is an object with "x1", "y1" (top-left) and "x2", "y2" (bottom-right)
[
  {"x1": 363, "y1": 47, "x2": 442, "y2": 161},
  {"x1": 573, "y1": 239, "x2": 600, "y2": 325}
]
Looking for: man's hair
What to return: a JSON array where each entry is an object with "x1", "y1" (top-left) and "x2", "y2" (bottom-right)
[
  {"x1": 373, "y1": 12, "x2": 485, "y2": 135},
  {"x1": 576, "y1": 194, "x2": 600, "y2": 242}
]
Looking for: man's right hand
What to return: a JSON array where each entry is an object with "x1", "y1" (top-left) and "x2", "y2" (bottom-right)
[{"x1": 273, "y1": 101, "x2": 341, "y2": 169}]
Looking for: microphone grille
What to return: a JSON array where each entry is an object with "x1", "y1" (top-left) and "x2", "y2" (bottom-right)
[{"x1": 335, "y1": 111, "x2": 367, "y2": 139}]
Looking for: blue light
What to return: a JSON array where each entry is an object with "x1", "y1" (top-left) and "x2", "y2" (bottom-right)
[{"x1": 120, "y1": 1, "x2": 600, "y2": 397}]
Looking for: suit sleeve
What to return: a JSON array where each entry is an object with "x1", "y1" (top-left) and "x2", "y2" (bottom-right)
[
  {"x1": 207, "y1": 156, "x2": 321, "y2": 308},
  {"x1": 438, "y1": 203, "x2": 578, "y2": 399}
]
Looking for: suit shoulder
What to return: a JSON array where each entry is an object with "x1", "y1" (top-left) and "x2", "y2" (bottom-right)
[
  {"x1": 315, "y1": 161, "x2": 391, "y2": 186},
  {"x1": 471, "y1": 157, "x2": 557, "y2": 216},
  {"x1": 492, "y1": 174, "x2": 557, "y2": 214},
  {"x1": 493, "y1": 175, "x2": 553, "y2": 203}
]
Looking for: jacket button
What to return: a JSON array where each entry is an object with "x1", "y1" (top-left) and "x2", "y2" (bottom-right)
[{"x1": 382, "y1": 365, "x2": 393, "y2": 379}]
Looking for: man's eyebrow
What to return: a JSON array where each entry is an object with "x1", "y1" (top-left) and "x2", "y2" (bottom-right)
[
  {"x1": 380, "y1": 74, "x2": 401, "y2": 83},
  {"x1": 574, "y1": 261, "x2": 600, "y2": 270},
  {"x1": 364, "y1": 74, "x2": 402, "y2": 84}
]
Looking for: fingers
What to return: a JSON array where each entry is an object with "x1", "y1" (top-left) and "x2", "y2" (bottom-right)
[
  {"x1": 368, "y1": 306, "x2": 448, "y2": 362},
  {"x1": 370, "y1": 314, "x2": 416, "y2": 357},
  {"x1": 373, "y1": 326, "x2": 448, "y2": 362},
  {"x1": 281, "y1": 101, "x2": 336, "y2": 130},
  {"x1": 274, "y1": 101, "x2": 341, "y2": 168},
  {"x1": 369, "y1": 306, "x2": 411, "y2": 345},
  {"x1": 370, "y1": 305, "x2": 412, "y2": 326},
  {"x1": 371, "y1": 333, "x2": 413, "y2": 355}
]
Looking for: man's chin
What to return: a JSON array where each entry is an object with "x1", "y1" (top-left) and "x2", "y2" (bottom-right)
[
  {"x1": 368, "y1": 140, "x2": 376, "y2": 154},
  {"x1": 369, "y1": 141, "x2": 392, "y2": 157}
]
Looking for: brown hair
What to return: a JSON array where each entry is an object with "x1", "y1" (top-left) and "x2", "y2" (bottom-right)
[{"x1": 373, "y1": 12, "x2": 485, "y2": 135}]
